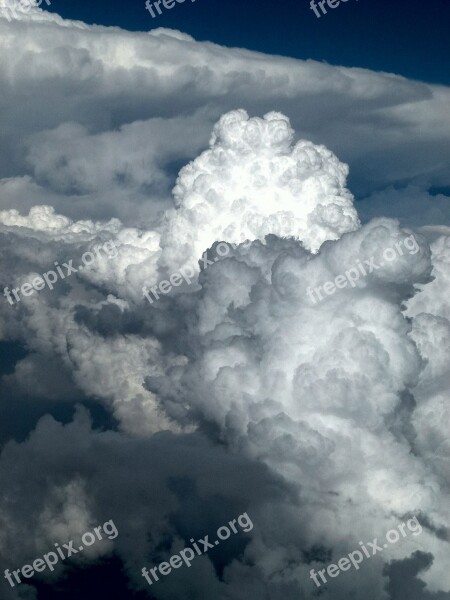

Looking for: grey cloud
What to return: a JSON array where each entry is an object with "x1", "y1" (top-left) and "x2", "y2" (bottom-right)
[{"x1": 384, "y1": 552, "x2": 450, "y2": 600}]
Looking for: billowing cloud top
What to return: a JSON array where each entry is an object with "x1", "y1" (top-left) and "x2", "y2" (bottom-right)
[{"x1": 160, "y1": 109, "x2": 359, "y2": 273}]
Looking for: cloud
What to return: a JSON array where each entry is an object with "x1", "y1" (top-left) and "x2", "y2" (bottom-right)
[
  {"x1": 384, "y1": 552, "x2": 450, "y2": 600},
  {"x1": 359, "y1": 186, "x2": 450, "y2": 230},
  {"x1": 1, "y1": 109, "x2": 449, "y2": 599},
  {"x1": 160, "y1": 109, "x2": 359, "y2": 275},
  {"x1": 0, "y1": 407, "x2": 294, "y2": 599},
  {"x1": 0, "y1": 8, "x2": 450, "y2": 220},
  {"x1": 0, "y1": 8, "x2": 449, "y2": 600}
]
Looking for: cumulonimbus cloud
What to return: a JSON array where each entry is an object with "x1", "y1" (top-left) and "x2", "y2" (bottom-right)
[{"x1": 0, "y1": 7, "x2": 449, "y2": 599}]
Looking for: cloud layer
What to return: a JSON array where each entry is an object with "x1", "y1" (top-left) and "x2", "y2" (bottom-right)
[{"x1": 0, "y1": 6, "x2": 449, "y2": 600}]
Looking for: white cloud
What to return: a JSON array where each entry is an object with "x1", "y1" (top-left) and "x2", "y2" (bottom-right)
[
  {"x1": 0, "y1": 10, "x2": 449, "y2": 222},
  {"x1": 0, "y1": 8, "x2": 449, "y2": 600}
]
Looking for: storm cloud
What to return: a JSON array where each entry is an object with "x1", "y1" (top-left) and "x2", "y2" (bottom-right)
[{"x1": 0, "y1": 5, "x2": 449, "y2": 600}]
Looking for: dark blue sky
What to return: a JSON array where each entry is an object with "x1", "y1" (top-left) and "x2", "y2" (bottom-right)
[{"x1": 45, "y1": 0, "x2": 450, "y2": 85}]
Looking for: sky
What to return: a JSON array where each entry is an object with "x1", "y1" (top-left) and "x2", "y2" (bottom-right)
[
  {"x1": 0, "y1": 2, "x2": 450, "y2": 600},
  {"x1": 43, "y1": 0, "x2": 450, "y2": 85}
]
